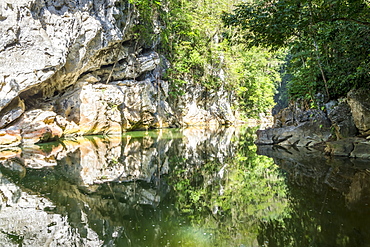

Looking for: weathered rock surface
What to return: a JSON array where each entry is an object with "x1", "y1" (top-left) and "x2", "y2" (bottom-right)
[
  {"x1": 256, "y1": 88, "x2": 370, "y2": 158},
  {"x1": 0, "y1": 0, "x2": 238, "y2": 145},
  {"x1": 326, "y1": 100, "x2": 358, "y2": 139},
  {"x1": 179, "y1": 85, "x2": 236, "y2": 126},
  {"x1": 347, "y1": 88, "x2": 370, "y2": 137},
  {"x1": 256, "y1": 102, "x2": 331, "y2": 147},
  {"x1": 324, "y1": 137, "x2": 370, "y2": 159}
]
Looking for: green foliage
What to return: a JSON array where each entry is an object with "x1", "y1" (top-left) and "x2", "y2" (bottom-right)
[
  {"x1": 233, "y1": 47, "x2": 283, "y2": 117},
  {"x1": 224, "y1": 0, "x2": 370, "y2": 101},
  {"x1": 128, "y1": 0, "x2": 163, "y2": 47},
  {"x1": 128, "y1": 0, "x2": 281, "y2": 118}
]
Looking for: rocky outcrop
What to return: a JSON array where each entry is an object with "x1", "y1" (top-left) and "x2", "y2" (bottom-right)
[
  {"x1": 0, "y1": 0, "x2": 238, "y2": 145},
  {"x1": 256, "y1": 88, "x2": 370, "y2": 157},
  {"x1": 326, "y1": 100, "x2": 358, "y2": 139},
  {"x1": 347, "y1": 88, "x2": 370, "y2": 137},
  {"x1": 256, "y1": 101, "x2": 332, "y2": 147}
]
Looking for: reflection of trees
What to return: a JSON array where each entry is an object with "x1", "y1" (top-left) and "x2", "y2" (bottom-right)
[
  {"x1": 0, "y1": 127, "x2": 251, "y2": 246},
  {"x1": 258, "y1": 179, "x2": 370, "y2": 247},
  {"x1": 257, "y1": 146, "x2": 370, "y2": 247},
  {"x1": 167, "y1": 127, "x2": 289, "y2": 246}
]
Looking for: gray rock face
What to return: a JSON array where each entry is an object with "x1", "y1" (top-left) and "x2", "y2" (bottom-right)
[
  {"x1": 0, "y1": 0, "x2": 134, "y2": 111},
  {"x1": 0, "y1": 97, "x2": 25, "y2": 129},
  {"x1": 257, "y1": 102, "x2": 332, "y2": 147},
  {"x1": 326, "y1": 100, "x2": 358, "y2": 139},
  {"x1": 0, "y1": 0, "x2": 238, "y2": 145},
  {"x1": 347, "y1": 88, "x2": 370, "y2": 137}
]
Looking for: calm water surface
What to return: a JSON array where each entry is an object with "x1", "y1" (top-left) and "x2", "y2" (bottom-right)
[{"x1": 0, "y1": 126, "x2": 370, "y2": 246}]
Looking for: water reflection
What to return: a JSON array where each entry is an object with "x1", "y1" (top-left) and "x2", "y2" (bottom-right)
[
  {"x1": 1, "y1": 127, "x2": 370, "y2": 246},
  {"x1": 257, "y1": 145, "x2": 370, "y2": 247}
]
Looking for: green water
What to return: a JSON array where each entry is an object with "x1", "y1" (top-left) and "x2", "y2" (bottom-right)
[{"x1": 0, "y1": 127, "x2": 369, "y2": 246}]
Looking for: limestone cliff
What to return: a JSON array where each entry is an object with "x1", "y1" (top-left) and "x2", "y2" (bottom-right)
[{"x1": 0, "y1": 0, "x2": 236, "y2": 145}]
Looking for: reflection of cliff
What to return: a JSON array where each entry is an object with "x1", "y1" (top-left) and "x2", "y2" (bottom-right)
[
  {"x1": 0, "y1": 127, "x2": 238, "y2": 246},
  {"x1": 0, "y1": 173, "x2": 102, "y2": 246},
  {"x1": 257, "y1": 146, "x2": 370, "y2": 246},
  {"x1": 257, "y1": 145, "x2": 370, "y2": 207}
]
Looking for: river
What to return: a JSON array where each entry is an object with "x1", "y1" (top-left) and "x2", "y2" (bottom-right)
[{"x1": 0, "y1": 126, "x2": 369, "y2": 246}]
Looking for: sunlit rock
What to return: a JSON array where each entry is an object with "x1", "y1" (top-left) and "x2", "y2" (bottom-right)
[
  {"x1": 180, "y1": 85, "x2": 235, "y2": 126},
  {"x1": 55, "y1": 83, "x2": 124, "y2": 135},
  {"x1": 0, "y1": 0, "x2": 134, "y2": 111},
  {"x1": 0, "y1": 0, "x2": 238, "y2": 145},
  {"x1": 0, "y1": 97, "x2": 25, "y2": 129},
  {"x1": 0, "y1": 127, "x2": 21, "y2": 146},
  {"x1": 14, "y1": 110, "x2": 63, "y2": 144}
]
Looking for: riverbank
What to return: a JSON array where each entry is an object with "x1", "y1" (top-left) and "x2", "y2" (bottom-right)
[{"x1": 255, "y1": 88, "x2": 370, "y2": 159}]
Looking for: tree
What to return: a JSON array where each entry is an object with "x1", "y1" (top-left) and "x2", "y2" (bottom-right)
[{"x1": 223, "y1": 0, "x2": 370, "y2": 100}]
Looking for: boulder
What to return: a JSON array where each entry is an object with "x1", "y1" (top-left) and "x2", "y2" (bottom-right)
[
  {"x1": 273, "y1": 100, "x2": 305, "y2": 128},
  {"x1": 0, "y1": 97, "x2": 25, "y2": 129},
  {"x1": 350, "y1": 140, "x2": 370, "y2": 159},
  {"x1": 324, "y1": 137, "x2": 357, "y2": 157},
  {"x1": 55, "y1": 83, "x2": 123, "y2": 135},
  {"x1": 256, "y1": 107, "x2": 331, "y2": 147},
  {"x1": 347, "y1": 88, "x2": 370, "y2": 137},
  {"x1": 326, "y1": 100, "x2": 358, "y2": 139},
  {"x1": 13, "y1": 110, "x2": 64, "y2": 144}
]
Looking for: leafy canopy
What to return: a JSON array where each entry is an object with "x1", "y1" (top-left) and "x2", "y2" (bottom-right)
[
  {"x1": 129, "y1": 0, "x2": 282, "y2": 118},
  {"x1": 224, "y1": 0, "x2": 370, "y2": 100}
]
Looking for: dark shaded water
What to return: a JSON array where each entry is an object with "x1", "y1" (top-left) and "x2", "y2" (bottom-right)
[{"x1": 0, "y1": 127, "x2": 370, "y2": 246}]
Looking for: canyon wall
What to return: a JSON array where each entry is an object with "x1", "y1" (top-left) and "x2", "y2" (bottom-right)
[{"x1": 0, "y1": 0, "x2": 236, "y2": 145}]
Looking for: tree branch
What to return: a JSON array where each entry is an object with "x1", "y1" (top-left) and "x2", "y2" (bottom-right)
[{"x1": 328, "y1": 17, "x2": 370, "y2": 26}]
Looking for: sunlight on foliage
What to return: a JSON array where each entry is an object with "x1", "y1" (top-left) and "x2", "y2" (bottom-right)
[{"x1": 129, "y1": 0, "x2": 282, "y2": 118}]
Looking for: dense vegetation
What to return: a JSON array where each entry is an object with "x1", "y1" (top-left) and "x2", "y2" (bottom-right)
[
  {"x1": 129, "y1": 0, "x2": 282, "y2": 118},
  {"x1": 223, "y1": 0, "x2": 370, "y2": 102},
  {"x1": 129, "y1": 0, "x2": 370, "y2": 116}
]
